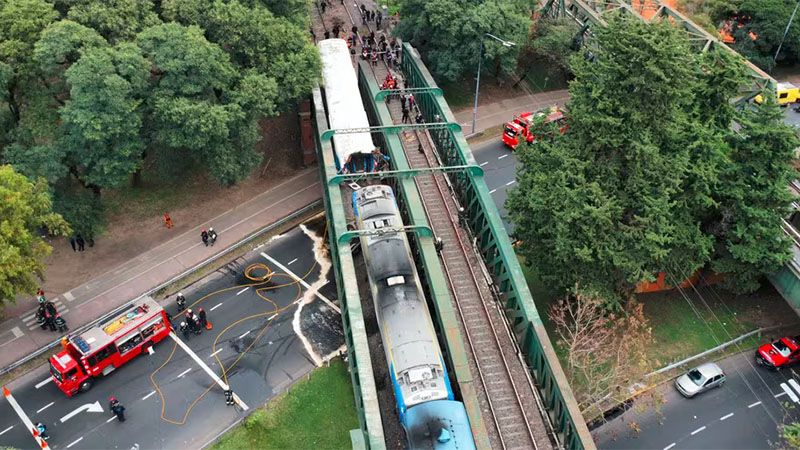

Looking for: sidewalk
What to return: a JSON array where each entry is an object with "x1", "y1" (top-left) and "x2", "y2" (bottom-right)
[
  {"x1": 454, "y1": 89, "x2": 570, "y2": 136},
  {"x1": 0, "y1": 167, "x2": 322, "y2": 370}
]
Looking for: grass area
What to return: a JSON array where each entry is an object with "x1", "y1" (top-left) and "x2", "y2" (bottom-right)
[
  {"x1": 637, "y1": 290, "x2": 758, "y2": 368},
  {"x1": 103, "y1": 172, "x2": 204, "y2": 221},
  {"x1": 440, "y1": 77, "x2": 477, "y2": 111},
  {"x1": 213, "y1": 359, "x2": 358, "y2": 450},
  {"x1": 519, "y1": 63, "x2": 569, "y2": 94}
]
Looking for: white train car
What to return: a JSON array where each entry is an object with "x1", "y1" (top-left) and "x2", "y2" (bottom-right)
[{"x1": 318, "y1": 39, "x2": 376, "y2": 172}]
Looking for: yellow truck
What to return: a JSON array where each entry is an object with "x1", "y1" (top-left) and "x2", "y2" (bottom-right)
[{"x1": 754, "y1": 82, "x2": 800, "y2": 105}]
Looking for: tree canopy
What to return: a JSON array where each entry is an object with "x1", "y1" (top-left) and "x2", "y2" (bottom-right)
[
  {"x1": 0, "y1": 165, "x2": 70, "y2": 305},
  {"x1": 507, "y1": 15, "x2": 797, "y2": 305},
  {"x1": 394, "y1": 0, "x2": 530, "y2": 82},
  {"x1": 1, "y1": 0, "x2": 317, "y2": 248}
]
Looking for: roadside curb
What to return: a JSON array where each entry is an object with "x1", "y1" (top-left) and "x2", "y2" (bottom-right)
[{"x1": 0, "y1": 200, "x2": 324, "y2": 377}]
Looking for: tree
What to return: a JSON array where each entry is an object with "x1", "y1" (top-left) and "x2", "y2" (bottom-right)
[
  {"x1": 0, "y1": 165, "x2": 70, "y2": 306},
  {"x1": 779, "y1": 422, "x2": 800, "y2": 450},
  {"x1": 730, "y1": 0, "x2": 800, "y2": 70},
  {"x1": 508, "y1": 16, "x2": 717, "y2": 304},
  {"x1": 0, "y1": 0, "x2": 58, "y2": 127},
  {"x1": 394, "y1": 0, "x2": 530, "y2": 82},
  {"x1": 710, "y1": 93, "x2": 798, "y2": 292},
  {"x1": 527, "y1": 17, "x2": 580, "y2": 79},
  {"x1": 549, "y1": 289, "x2": 652, "y2": 419},
  {"x1": 200, "y1": 0, "x2": 319, "y2": 110},
  {"x1": 137, "y1": 23, "x2": 263, "y2": 185},
  {"x1": 66, "y1": 0, "x2": 161, "y2": 43},
  {"x1": 59, "y1": 44, "x2": 150, "y2": 194}
]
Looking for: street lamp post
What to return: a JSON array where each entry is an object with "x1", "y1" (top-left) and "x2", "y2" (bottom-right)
[{"x1": 471, "y1": 33, "x2": 516, "y2": 135}]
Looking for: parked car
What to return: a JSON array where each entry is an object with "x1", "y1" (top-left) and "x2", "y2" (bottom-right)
[
  {"x1": 675, "y1": 363, "x2": 726, "y2": 398},
  {"x1": 756, "y1": 335, "x2": 800, "y2": 369}
]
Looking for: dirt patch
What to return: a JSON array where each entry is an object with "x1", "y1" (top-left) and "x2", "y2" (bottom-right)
[{"x1": 23, "y1": 111, "x2": 304, "y2": 315}]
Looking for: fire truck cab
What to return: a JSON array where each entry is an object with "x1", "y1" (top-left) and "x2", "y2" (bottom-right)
[
  {"x1": 49, "y1": 297, "x2": 171, "y2": 397},
  {"x1": 502, "y1": 107, "x2": 568, "y2": 150}
]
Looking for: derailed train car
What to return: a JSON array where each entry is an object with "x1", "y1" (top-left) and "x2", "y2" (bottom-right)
[{"x1": 353, "y1": 185, "x2": 476, "y2": 449}]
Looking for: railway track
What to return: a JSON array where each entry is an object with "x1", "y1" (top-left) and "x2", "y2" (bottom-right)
[{"x1": 311, "y1": 3, "x2": 556, "y2": 448}]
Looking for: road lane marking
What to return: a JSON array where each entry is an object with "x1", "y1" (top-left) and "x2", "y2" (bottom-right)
[
  {"x1": 142, "y1": 391, "x2": 156, "y2": 401},
  {"x1": 239, "y1": 330, "x2": 251, "y2": 339},
  {"x1": 505, "y1": 180, "x2": 516, "y2": 186},
  {"x1": 3, "y1": 386, "x2": 47, "y2": 448},
  {"x1": 261, "y1": 252, "x2": 340, "y2": 314},
  {"x1": 776, "y1": 391, "x2": 787, "y2": 398},
  {"x1": 720, "y1": 412, "x2": 734, "y2": 421},
  {"x1": 177, "y1": 368, "x2": 192, "y2": 378},
  {"x1": 35, "y1": 377, "x2": 53, "y2": 389},
  {"x1": 210, "y1": 302, "x2": 223, "y2": 311},
  {"x1": 210, "y1": 349, "x2": 223, "y2": 358},
  {"x1": 479, "y1": 161, "x2": 488, "y2": 166},
  {"x1": 63, "y1": 291, "x2": 74, "y2": 302},
  {"x1": 498, "y1": 154, "x2": 508, "y2": 159},
  {"x1": 663, "y1": 444, "x2": 676, "y2": 450},
  {"x1": 36, "y1": 402, "x2": 54, "y2": 413},
  {"x1": 66, "y1": 437, "x2": 84, "y2": 448},
  {"x1": 168, "y1": 332, "x2": 249, "y2": 410},
  {"x1": 269, "y1": 314, "x2": 278, "y2": 320},
  {"x1": 781, "y1": 382, "x2": 799, "y2": 403},
  {"x1": 691, "y1": 426, "x2": 706, "y2": 435},
  {"x1": 0, "y1": 426, "x2": 12, "y2": 436},
  {"x1": 11, "y1": 327, "x2": 23, "y2": 338},
  {"x1": 748, "y1": 401, "x2": 762, "y2": 408},
  {"x1": 788, "y1": 379, "x2": 800, "y2": 399},
  {"x1": 287, "y1": 258, "x2": 298, "y2": 265},
  {"x1": 106, "y1": 416, "x2": 117, "y2": 423},
  {"x1": 489, "y1": 189, "x2": 497, "y2": 194},
  {"x1": 235, "y1": 287, "x2": 249, "y2": 296}
]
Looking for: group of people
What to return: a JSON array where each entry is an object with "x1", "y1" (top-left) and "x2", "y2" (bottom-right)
[
  {"x1": 35, "y1": 290, "x2": 68, "y2": 333},
  {"x1": 178, "y1": 307, "x2": 208, "y2": 339},
  {"x1": 400, "y1": 92, "x2": 423, "y2": 125},
  {"x1": 361, "y1": 33, "x2": 400, "y2": 69},
  {"x1": 358, "y1": 3, "x2": 383, "y2": 28},
  {"x1": 201, "y1": 227, "x2": 218, "y2": 246},
  {"x1": 69, "y1": 234, "x2": 91, "y2": 252}
]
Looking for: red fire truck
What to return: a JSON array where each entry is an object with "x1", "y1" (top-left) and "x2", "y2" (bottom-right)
[
  {"x1": 502, "y1": 106, "x2": 568, "y2": 150},
  {"x1": 49, "y1": 297, "x2": 171, "y2": 397}
]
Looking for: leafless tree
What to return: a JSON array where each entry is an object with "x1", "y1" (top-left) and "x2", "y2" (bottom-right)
[{"x1": 549, "y1": 288, "x2": 653, "y2": 420}]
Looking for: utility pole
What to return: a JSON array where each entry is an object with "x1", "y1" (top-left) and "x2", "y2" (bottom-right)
[
  {"x1": 471, "y1": 33, "x2": 516, "y2": 135},
  {"x1": 774, "y1": 0, "x2": 800, "y2": 66}
]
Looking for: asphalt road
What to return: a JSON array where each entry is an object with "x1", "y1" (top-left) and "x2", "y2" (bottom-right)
[
  {"x1": 0, "y1": 224, "x2": 343, "y2": 450},
  {"x1": 593, "y1": 349, "x2": 800, "y2": 449},
  {"x1": 471, "y1": 137, "x2": 519, "y2": 233}
]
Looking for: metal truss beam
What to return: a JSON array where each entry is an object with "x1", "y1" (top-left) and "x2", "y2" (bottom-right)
[
  {"x1": 337, "y1": 225, "x2": 434, "y2": 245},
  {"x1": 374, "y1": 86, "x2": 443, "y2": 101},
  {"x1": 320, "y1": 122, "x2": 462, "y2": 141},
  {"x1": 328, "y1": 164, "x2": 484, "y2": 185}
]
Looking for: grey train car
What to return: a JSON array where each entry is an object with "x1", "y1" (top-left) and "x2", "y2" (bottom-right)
[{"x1": 353, "y1": 185, "x2": 475, "y2": 449}]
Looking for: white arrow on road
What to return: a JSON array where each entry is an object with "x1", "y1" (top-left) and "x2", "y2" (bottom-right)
[{"x1": 60, "y1": 401, "x2": 103, "y2": 423}]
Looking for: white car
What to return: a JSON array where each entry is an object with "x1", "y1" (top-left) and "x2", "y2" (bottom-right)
[{"x1": 675, "y1": 362, "x2": 726, "y2": 398}]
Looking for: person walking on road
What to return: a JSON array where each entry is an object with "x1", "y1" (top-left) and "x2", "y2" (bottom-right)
[
  {"x1": 201, "y1": 229, "x2": 209, "y2": 246},
  {"x1": 54, "y1": 314, "x2": 68, "y2": 332},
  {"x1": 69, "y1": 236, "x2": 77, "y2": 252},
  {"x1": 163, "y1": 213, "x2": 174, "y2": 229},
  {"x1": 76, "y1": 234, "x2": 85, "y2": 251},
  {"x1": 109, "y1": 396, "x2": 126, "y2": 422},
  {"x1": 179, "y1": 321, "x2": 191, "y2": 339},
  {"x1": 208, "y1": 228, "x2": 218, "y2": 246}
]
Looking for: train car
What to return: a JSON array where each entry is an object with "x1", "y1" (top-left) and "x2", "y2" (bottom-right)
[
  {"x1": 318, "y1": 38, "x2": 376, "y2": 173},
  {"x1": 353, "y1": 185, "x2": 476, "y2": 449}
]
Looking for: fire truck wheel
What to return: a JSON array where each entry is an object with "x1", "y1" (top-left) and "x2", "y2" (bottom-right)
[{"x1": 79, "y1": 379, "x2": 93, "y2": 393}]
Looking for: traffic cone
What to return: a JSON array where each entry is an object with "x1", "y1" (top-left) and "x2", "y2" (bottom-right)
[
  {"x1": 2, "y1": 386, "x2": 10, "y2": 397},
  {"x1": 206, "y1": 321, "x2": 213, "y2": 330}
]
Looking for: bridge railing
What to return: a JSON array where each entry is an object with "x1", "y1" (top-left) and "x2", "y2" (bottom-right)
[
  {"x1": 399, "y1": 43, "x2": 596, "y2": 450},
  {"x1": 311, "y1": 87, "x2": 386, "y2": 450}
]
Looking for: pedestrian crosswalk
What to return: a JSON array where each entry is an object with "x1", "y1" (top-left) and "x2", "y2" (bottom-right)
[{"x1": 22, "y1": 298, "x2": 69, "y2": 331}]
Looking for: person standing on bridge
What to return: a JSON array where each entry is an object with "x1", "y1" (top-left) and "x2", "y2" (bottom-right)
[{"x1": 402, "y1": 106, "x2": 410, "y2": 124}]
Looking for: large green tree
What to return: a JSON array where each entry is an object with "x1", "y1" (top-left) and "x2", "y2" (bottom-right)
[
  {"x1": 0, "y1": 165, "x2": 70, "y2": 305},
  {"x1": 66, "y1": 0, "x2": 161, "y2": 43},
  {"x1": 394, "y1": 0, "x2": 529, "y2": 82},
  {"x1": 711, "y1": 94, "x2": 798, "y2": 292},
  {"x1": 508, "y1": 16, "x2": 721, "y2": 304},
  {"x1": 730, "y1": 0, "x2": 800, "y2": 70}
]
